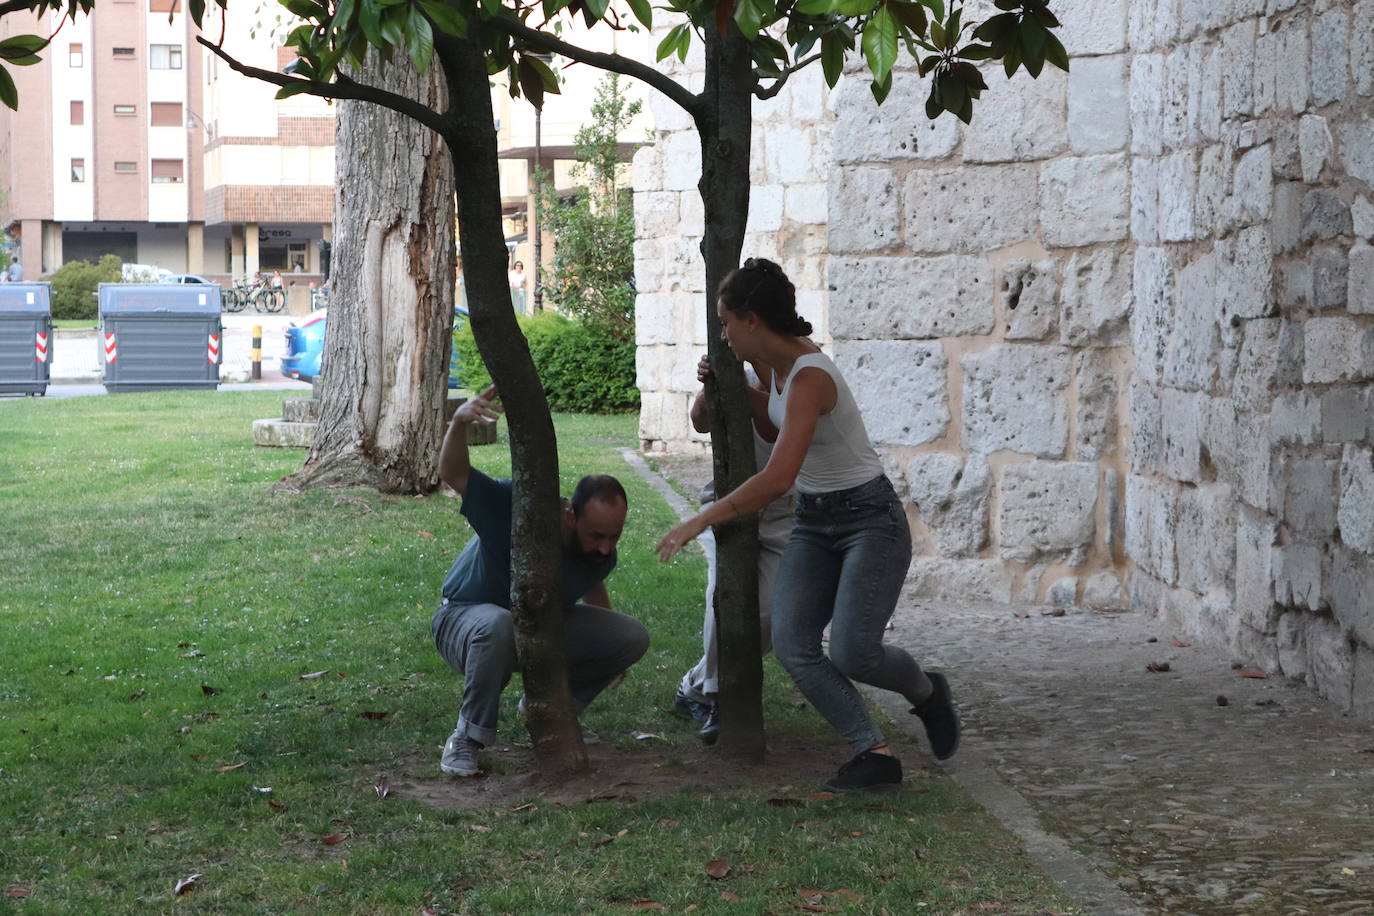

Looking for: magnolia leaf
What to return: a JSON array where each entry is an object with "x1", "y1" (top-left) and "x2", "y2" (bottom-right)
[
  {"x1": 1043, "y1": 30, "x2": 1070, "y2": 72},
  {"x1": 861, "y1": 5, "x2": 898, "y2": 82},
  {"x1": 407, "y1": 8, "x2": 434, "y2": 73},
  {"x1": 919, "y1": 0, "x2": 943, "y2": 21},
  {"x1": 889, "y1": 1, "x2": 927, "y2": 38},
  {"x1": 625, "y1": 0, "x2": 653, "y2": 28},
  {"x1": 870, "y1": 68, "x2": 892, "y2": 103},
  {"x1": 820, "y1": 31, "x2": 845, "y2": 87}
]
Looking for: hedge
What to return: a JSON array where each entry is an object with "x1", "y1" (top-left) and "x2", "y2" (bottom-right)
[
  {"x1": 453, "y1": 311, "x2": 637, "y2": 414},
  {"x1": 46, "y1": 254, "x2": 122, "y2": 320}
]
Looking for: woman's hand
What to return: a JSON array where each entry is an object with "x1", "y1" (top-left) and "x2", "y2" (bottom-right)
[
  {"x1": 656, "y1": 516, "x2": 708, "y2": 562},
  {"x1": 696, "y1": 354, "x2": 712, "y2": 384}
]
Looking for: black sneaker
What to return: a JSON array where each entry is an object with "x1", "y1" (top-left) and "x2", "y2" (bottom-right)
[
  {"x1": 672, "y1": 689, "x2": 714, "y2": 724},
  {"x1": 698, "y1": 707, "x2": 720, "y2": 746},
  {"x1": 910, "y1": 672, "x2": 960, "y2": 761},
  {"x1": 823, "y1": 750, "x2": 903, "y2": 793}
]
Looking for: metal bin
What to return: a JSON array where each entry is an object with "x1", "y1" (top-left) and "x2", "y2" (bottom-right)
[
  {"x1": 0, "y1": 283, "x2": 53, "y2": 396},
  {"x1": 98, "y1": 284, "x2": 222, "y2": 392}
]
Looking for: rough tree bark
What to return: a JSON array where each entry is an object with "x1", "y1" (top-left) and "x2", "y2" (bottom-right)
[
  {"x1": 281, "y1": 56, "x2": 455, "y2": 495},
  {"x1": 435, "y1": 25, "x2": 588, "y2": 776}
]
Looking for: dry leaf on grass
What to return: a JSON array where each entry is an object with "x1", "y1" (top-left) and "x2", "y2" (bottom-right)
[
  {"x1": 375, "y1": 776, "x2": 390, "y2": 799},
  {"x1": 299, "y1": 670, "x2": 328, "y2": 680},
  {"x1": 470, "y1": 825, "x2": 493, "y2": 833},
  {"x1": 4, "y1": 886, "x2": 31, "y2": 899},
  {"x1": 630, "y1": 731, "x2": 662, "y2": 741},
  {"x1": 657, "y1": 818, "x2": 679, "y2": 827},
  {"x1": 321, "y1": 833, "x2": 349, "y2": 845},
  {"x1": 215, "y1": 762, "x2": 246, "y2": 772},
  {"x1": 1237, "y1": 668, "x2": 1268, "y2": 679},
  {"x1": 1013, "y1": 610, "x2": 1031, "y2": 619},
  {"x1": 720, "y1": 892, "x2": 743, "y2": 901},
  {"x1": 418, "y1": 531, "x2": 435, "y2": 538},
  {"x1": 267, "y1": 799, "x2": 286, "y2": 810},
  {"x1": 705, "y1": 860, "x2": 731, "y2": 879},
  {"x1": 173, "y1": 874, "x2": 203, "y2": 896}
]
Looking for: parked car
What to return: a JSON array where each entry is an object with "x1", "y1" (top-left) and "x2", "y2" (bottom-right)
[
  {"x1": 161, "y1": 273, "x2": 216, "y2": 285},
  {"x1": 280, "y1": 304, "x2": 469, "y2": 385}
]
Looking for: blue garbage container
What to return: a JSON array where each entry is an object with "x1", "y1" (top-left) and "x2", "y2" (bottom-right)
[
  {"x1": 99, "y1": 284, "x2": 223, "y2": 392},
  {"x1": 0, "y1": 283, "x2": 53, "y2": 397}
]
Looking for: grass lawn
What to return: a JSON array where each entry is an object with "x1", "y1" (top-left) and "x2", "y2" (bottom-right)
[{"x1": 0, "y1": 391, "x2": 1074, "y2": 914}]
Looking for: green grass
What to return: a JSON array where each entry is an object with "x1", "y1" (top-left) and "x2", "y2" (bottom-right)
[{"x1": 0, "y1": 392, "x2": 1074, "y2": 914}]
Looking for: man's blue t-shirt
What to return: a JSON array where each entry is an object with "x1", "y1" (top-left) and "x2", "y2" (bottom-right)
[{"x1": 441, "y1": 469, "x2": 616, "y2": 609}]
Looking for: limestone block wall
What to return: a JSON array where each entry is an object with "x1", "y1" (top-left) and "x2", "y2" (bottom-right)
[{"x1": 1126, "y1": 0, "x2": 1374, "y2": 713}]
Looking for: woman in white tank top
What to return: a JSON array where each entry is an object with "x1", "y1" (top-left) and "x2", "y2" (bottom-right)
[{"x1": 656, "y1": 258, "x2": 960, "y2": 793}]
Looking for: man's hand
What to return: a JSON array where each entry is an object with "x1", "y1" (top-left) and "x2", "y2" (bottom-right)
[
  {"x1": 440, "y1": 384, "x2": 502, "y2": 497},
  {"x1": 456, "y1": 384, "x2": 503, "y2": 426}
]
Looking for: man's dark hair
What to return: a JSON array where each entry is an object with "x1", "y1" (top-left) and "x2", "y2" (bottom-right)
[{"x1": 570, "y1": 474, "x2": 627, "y2": 516}]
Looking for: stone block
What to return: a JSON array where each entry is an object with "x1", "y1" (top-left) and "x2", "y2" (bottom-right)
[
  {"x1": 1132, "y1": 155, "x2": 1161, "y2": 244},
  {"x1": 1270, "y1": 181, "x2": 1304, "y2": 256},
  {"x1": 1284, "y1": 455, "x2": 1339, "y2": 539},
  {"x1": 1161, "y1": 45, "x2": 1191, "y2": 151},
  {"x1": 1232, "y1": 318, "x2": 1283, "y2": 412},
  {"x1": 1198, "y1": 42, "x2": 1224, "y2": 141},
  {"x1": 833, "y1": 339, "x2": 950, "y2": 446},
  {"x1": 1307, "y1": 614, "x2": 1355, "y2": 709},
  {"x1": 1221, "y1": 19, "x2": 1256, "y2": 118},
  {"x1": 1356, "y1": 0, "x2": 1374, "y2": 97},
  {"x1": 1235, "y1": 412, "x2": 1275, "y2": 512},
  {"x1": 1303, "y1": 315, "x2": 1360, "y2": 384},
  {"x1": 1130, "y1": 570, "x2": 1164, "y2": 616},
  {"x1": 999, "y1": 460, "x2": 1098, "y2": 563},
  {"x1": 1230, "y1": 144, "x2": 1272, "y2": 227},
  {"x1": 1126, "y1": 474, "x2": 1178, "y2": 585},
  {"x1": 660, "y1": 131, "x2": 702, "y2": 192},
  {"x1": 1040, "y1": 154, "x2": 1131, "y2": 246},
  {"x1": 1312, "y1": 246, "x2": 1349, "y2": 311},
  {"x1": 1158, "y1": 150, "x2": 1198, "y2": 241},
  {"x1": 1162, "y1": 251, "x2": 1218, "y2": 392},
  {"x1": 1280, "y1": 260, "x2": 1313, "y2": 309},
  {"x1": 765, "y1": 126, "x2": 819, "y2": 185},
  {"x1": 828, "y1": 167, "x2": 900, "y2": 253},
  {"x1": 1060, "y1": 248, "x2": 1132, "y2": 347},
  {"x1": 1132, "y1": 247, "x2": 1174, "y2": 384},
  {"x1": 831, "y1": 69, "x2": 961, "y2": 164},
  {"x1": 1355, "y1": 646, "x2": 1374, "y2": 718},
  {"x1": 1337, "y1": 117, "x2": 1374, "y2": 186},
  {"x1": 634, "y1": 345, "x2": 661, "y2": 391},
  {"x1": 1161, "y1": 388, "x2": 1205, "y2": 484},
  {"x1": 1299, "y1": 114, "x2": 1333, "y2": 184},
  {"x1": 1046, "y1": 576, "x2": 1078, "y2": 607},
  {"x1": 1082, "y1": 571, "x2": 1126, "y2": 609},
  {"x1": 784, "y1": 183, "x2": 828, "y2": 226},
  {"x1": 251, "y1": 418, "x2": 315, "y2": 448},
  {"x1": 1069, "y1": 54, "x2": 1131, "y2": 155},
  {"x1": 1353, "y1": 196, "x2": 1374, "y2": 240},
  {"x1": 635, "y1": 190, "x2": 682, "y2": 241},
  {"x1": 1301, "y1": 190, "x2": 1353, "y2": 244},
  {"x1": 1339, "y1": 444, "x2": 1374, "y2": 553},
  {"x1": 1075, "y1": 351, "x2": 1119, "y2": 462},
  {"x1": 1322, "y1": 387, "x2": 1369, "y2": 443},
  {"x1": 904, "y1": 557, "x2": 1012, "y2": 603},
  {"x1": 1270, "y1": 390, "x2": 1321, "y2": 446},
  {"x1": 635, "y1": 292, "x2": 686, "y2": 345},
  {"x1": 1275, "y1": 540, "x2": 1323, "y2": 613},
  {"x1": 1349, "y1": 241, "x2": 1374, "y2": 313},
  {"x1": 1311, "y1": 7, "x2": 1350, "y2": 108},
  {"x1": 1273, "y1": 119, "x2": 1302, "y2": 180},
  {"x1": 1130, "y1": 53, "x2": 1165, "y2": 156},
  {"x1": 1059, "y1": 0, "x2": 1128, "y2": 54},
  {"x1": 638, "y1": 390, "x2": 693, "y2": 445},
  {"x1": 904, "y1": 165, "x2": 1039, "y2": 253},
  {"x1": 907, "y1": 452, "x2": 962, "y2": 513},
  {"x1": 1193, "y1": 145, "x2": 1230, "y2": 239},
  {"x1": 935, "y1": 455, "x2": 992, "y2": 558},
  {"x1": 961, "y1": 345, "x2": 1072, "y2": 457},
  {"x1": 1330, "y1": 546, "x2": 1374, "y2": 644},
  {"x1": 280, "y1": 397, "x2": 319, "y2": 423},
  {"x1": 1253, "y1": 26, "x2": 1279, "y2": 115},
  {"x1": 1277, "y1": 18, "x2": 1311, "y2": 114},
  {"x1": 1175, "y1": 483, "x2": 1235, "y2": 594},
  {"x1": 1215, "y1": 225, "x2": 1274, "y2": 321},
  {"x1": 745, "y1": 184, "x2": 784, "y2": 234},
  {"x1": 1002, "y1": 259, "x2": 1059, "y2": 341},
  {"x1": 1236, "y1": 506, "x2": 1280, "y2": 632},
  {"x1": 964, "y1": 66, "x2": 1067, "y2": 164},
  {"x1": 1129, "y1": 381, "x2": 1164, "y2": 473},
  {"x1": 1276, "y1": 611, "x2": 1309, "y2": 680},
  {"x1": 827, "y1": 256, "x2": 994, "y2": 340}
]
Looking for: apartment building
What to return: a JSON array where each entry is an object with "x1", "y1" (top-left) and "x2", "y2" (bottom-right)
[{"x1": 0, "y1": 3, "x2": 333, "y2": 286}]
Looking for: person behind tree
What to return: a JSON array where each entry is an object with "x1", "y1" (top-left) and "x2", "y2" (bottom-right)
[
  {"x1": 434, "y1": 385, "x2": 650, "y2": 776},
  {"x1": 656, "y1": 258, "x2": 960, "y2": 793}
]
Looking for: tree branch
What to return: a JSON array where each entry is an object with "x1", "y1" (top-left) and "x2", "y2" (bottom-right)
[
  {"x1": 489, "y1": 13, "x2": 701, "y2": 118},
  {"x1": 195, "y1": 37, "x2": 451, "y2": 137},
  {"x1": 754, "y1": 51, "x2": 821, "y2": 100}
]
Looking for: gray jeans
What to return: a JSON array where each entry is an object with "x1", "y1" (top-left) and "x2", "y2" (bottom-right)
[
  {"x1": 431, "y1": 599, "x2": 649, "y2": 746},
  {"x1": 679, "y1": 495, "x2": 796, "y2": 704},
  {"x1": 772, "y1": 475, "x2": 931, "y2": 753}
]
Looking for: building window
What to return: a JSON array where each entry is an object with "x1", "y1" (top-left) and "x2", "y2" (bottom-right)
[
  {"x1": 151, "y1": 159, "x2": 183, "y2": 183},
  {"x1": 149, "y1": 102, "x2": 182, "y2": 127},
  {"x1": 69, "y1": 43, "x2": 83, "y2": 67},
  {"x1": 113, "y1": 104, "x2": 136, "y2": 117},
  {"x1": 112, "y1": 47, "x2": 135, "y2": 58},
  {"x1": 149, "y1": 44, "x2": 182, "y2": 70},
  {"x1": 70, "y1": 100, "x2": 83, "y2": 125},
  {"x1": 114, "y1": 161, "x2": 137, "y2": 173},
  {"x1": 71, "y1": 158, "x2": 85, "y2": 182},
  {"x1": 150, "y1": 0, "x2": 182, "y2": 11}
]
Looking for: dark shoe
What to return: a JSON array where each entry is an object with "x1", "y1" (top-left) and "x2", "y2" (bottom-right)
[
  {"x1": 823, "y1": 750, "x2": 902, "y2": 793},
  {"x1": 911, "y1": 672, "x2": 960, "y2": 761},
  {"x1": 698, "y1": 707, "x2": 720, "y2": 746},
  {"x1": 672, "y1": 689, "x2": 713, "y2": 724}
]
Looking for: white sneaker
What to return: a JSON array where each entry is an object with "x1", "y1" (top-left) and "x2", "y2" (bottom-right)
[{"x1": 440, "y1": 730, "x2": 481, "y2": 776}]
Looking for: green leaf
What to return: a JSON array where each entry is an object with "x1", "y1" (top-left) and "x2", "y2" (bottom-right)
[
  {"x1": 937, "y1": 71, "x2": 963, "y2": 112},
  {"x1": 918, "y1": 0, "x2": 942, "y2": 21},
  {"x1": 0, "y1": 65, "x2": 16, "y2": 111},
  {"x1": 889, "y1": 1, "x2": 927, "y2": 38},
  {"x1": 870, "y1": 68, "x2": 892, "y2": 103},
  {"x1": 526, "y1": 53, "x2": 560, "y2": 92},
  {"x1": 950, "y1": 60, "x2": 986, "y2": 91},
  {"x1": 1021, "y1": 21, "x2": 1047, "y2": 57},
  {"x1": 917, "y1": 53, "x2": 938, "y2": 76},
  {"x1": 420, "y1": 0, "x2": 467, "y2": 36},
  {"x1": 274, "y1": 81, "x2": 314, "y2": 100},
  {"x1": 518, "y1": 58, "x2": 546, "y2": 109},
  {"x1": 821, "y1": 30, "x2": 845, "y2": 86},
  {"x1": 794, "y1": 0, "x2": 835, "y2": 14},
  {"x1": 734, "y1": 0, "x2": 765, "y2": 38},
  {"x1": 955, "y1": 92, "x2": 973, "y2": 123},
  {"x1": 929, "y1": 18, "x2": 944, "y2": 49},
  {"x1": 1002, "y1": 43, "x2": 1021, "y2": 77},
  {"x1": 190, "y1": 0, "x2": 206, "y2": 26},
  {"x1": 282, "y1": 0, "x2": 318, "y2": 19},
  {"x1": 0, "y1": 35, "x2": 49, "y2": 56},
  {"x1": 655, "y1": 23, "x2": 686, "y2": 61},
  {"x1": 626, "y1": 0, "x2": 653, "y2": 28},
  {"x1": 972, "y1": 12, "x2": 1016, "y2": 46},
  {"x1": 358, "y1": 0, "x2": 383, "y2": 45},
  {"x1": 676, "y1": 24, "x2": 692, "y2": 62},
  {"x1": 407, "y1": 8, "x2": 434, "y2": 73},
  {"x1": 924, "y1": 81, "x2": 942, "y2": 119},
  {"x1": 585, "y1": 0, "x2": 611, "y2": 22},
  {"x1": 957, "y1": 43, "x2": 993, "y2": 60},
  {"x1": 861, "y1": 5, "x2": 898, "y2": 81},
  {"x1": 1043, "y1": 30, "x2": 1069, "y2": 72},
  {"x1": 994, "y1": 0, "x2": 1018, "y2": 9}
]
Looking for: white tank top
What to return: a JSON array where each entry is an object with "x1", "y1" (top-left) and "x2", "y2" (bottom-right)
[{"x1": 766, "y1": 351, "x2": 885, "y2": 494}]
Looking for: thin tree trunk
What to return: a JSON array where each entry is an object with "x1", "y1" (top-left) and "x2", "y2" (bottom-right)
[
  {"x1": 436, "y1": 26, "x2": 588, "y2": 776},
  {"x1": 282, "y1": 56, "x2": 455, "y2": 495},
  {"x1": 698, "y1": 23, "x2": 765, "y2": 762}
]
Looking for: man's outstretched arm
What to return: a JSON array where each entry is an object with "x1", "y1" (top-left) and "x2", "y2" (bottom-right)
[{"x1": 439, "y1": 384, "x2": 503, "y2": 498}]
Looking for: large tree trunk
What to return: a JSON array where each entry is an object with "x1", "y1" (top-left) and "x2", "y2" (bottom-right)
[
  {"x1": 436, "y1": 27, "x2": 588, "y2": 777},
  {"x1": 282, "y1": 56, "x2": 455, "y2": 495},
  {"x1": 697, "y1": 24, "x2": 765, "y2": 762}
]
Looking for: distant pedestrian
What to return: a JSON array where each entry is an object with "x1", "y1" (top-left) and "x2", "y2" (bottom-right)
[{"x1": 6, "y1": 257, "x2": 21, "y2": 282}]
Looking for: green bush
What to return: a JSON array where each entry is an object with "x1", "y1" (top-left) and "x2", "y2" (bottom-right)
[
  {"x1": 46, "y1": 254, "x2": 122, "y2": 320},
  {"x1": 453, "y1": 311, "x2": 637, "y2": 413}
]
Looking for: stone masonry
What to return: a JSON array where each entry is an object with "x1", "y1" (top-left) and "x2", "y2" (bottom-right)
[{"x1": 633, "y1": 0, "x2": 1374, "y2": 717}]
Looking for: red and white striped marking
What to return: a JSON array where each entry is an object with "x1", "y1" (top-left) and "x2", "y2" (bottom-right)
[
  {"x1": 35, "y1": 331, "x2": 47, "y2": 362},
  {"x1": 104, "y1": 332, "x2": 117, "y2": 363},
  {"x1": 207, "y1": 333, "x2": 220, "y2": 364}
]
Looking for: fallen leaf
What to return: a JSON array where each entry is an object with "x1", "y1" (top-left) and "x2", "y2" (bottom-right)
[
  {"x1": 181, "y1": 649, "x2": 204, "y2": 658},
  {"x1": 421, "y1": 908, "x2": 439, "y2": 916},
  {"x1": 336, "y1": 671, "x2": 347, "y2": 679},
  {"x1": 4, "y1": 886, "x2": 31, "y2": 899},
  {"x1": 685, "y1": 906, "x2": 698, "y2": 913},
  {"x1": 705, "y1": 859, "x2": 731, "y2": 879},
  {"x1": 251, "y1": 786, "x2": 272, "y2": 793},
  {"x1": 215, "y1": 762, "x2": 246, "y2": 772},
  {"x1": 375, "y1": 776, "x2": 390, "y2": 799},
  {"x1": 511, "y1": 803, "x2": 537, "y2": 812},
  {"x1": 657, "y1": 818, "x2": 679, "y2": 827},
  {"x1": 173, "y1": 873, "x2": 203, "y2": 896},
  {"x1": 1238, "y1": 668, "x2": 1268, "y2": 679},
  {"x1": 470, "y1": 825, "x2": 492, "y2": 833},
  {"x1": 1145, "y1": 661, "x2": 1171, "y2": 673},
  {"x1": 628, "y1": 903, "x2": 667, "y2": 911},
  {"x1": 418, "y1": 531, "x2": 435, "y2": 538},
  {"x1": 267, "y1": 799, "x2": 286, "y2": 810},
  {"x1": 61, "y1": 669, "x2": 75, "y2": 675},
  {"x1": 1170, "y1": 637, "x2": 1191, "y2": 647},
  {"x1": 1342, "y1": 867, "x2": 1357, "y2": 876},
  {"x1": 850, "y1": 831, "x2": 863, "y2": 837},
  {"x1": 200, "y1": 684, "x2": 219, "y2": 695},
  {"x1": 630, "y1": 730, "x2": 662, "y2": 740},
  {"x1": 767, "y1": 797, "x2": 803, "y2": 807},
  {"x1": 400, "y1": 672, "x2": 426, "y2": 680},
  {"x1": 321, "y1": 833, "x2": 348, "y2": 845},
  {"x1": 299, "y1": 670, "x2": 328, "y2": 680},
  {"x1": 720, "y1": 892, "x2": 743, "y2": 901},
  {"x1": 359, "y1": 711, "x2": 388, "y2": 720}
]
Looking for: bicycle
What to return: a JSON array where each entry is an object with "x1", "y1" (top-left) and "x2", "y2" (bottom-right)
[
  {"x1": 223, "y1": 280, "x2": 252, "y2": 313},
  {"x1": 255, "y1": 286, "x2": 285, "y2": 313}
]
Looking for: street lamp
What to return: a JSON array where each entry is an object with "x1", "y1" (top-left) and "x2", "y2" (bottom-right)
[{"x1": 532, "y1": 104, "x2": 543, "y2": 312}]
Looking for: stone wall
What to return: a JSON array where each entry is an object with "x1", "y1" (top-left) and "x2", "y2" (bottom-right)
[{"x1": 632, "y1": 0, "x2": 1374, "y2": 714}]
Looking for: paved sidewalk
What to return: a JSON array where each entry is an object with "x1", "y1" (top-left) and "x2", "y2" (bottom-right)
[{"x1": 637, "y1": 450, "x2": 1374, "y2": 915}]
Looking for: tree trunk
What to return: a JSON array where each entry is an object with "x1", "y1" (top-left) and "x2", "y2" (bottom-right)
[
  {"x1": 436, "y1": 27, "x2": 589, "y2": 777},
  {"x1": 281, "y1": 56, "x2": 455, "y2": 495},
  {"x1": 698, "y1": 23, "x2": 765, "y2": 762}
]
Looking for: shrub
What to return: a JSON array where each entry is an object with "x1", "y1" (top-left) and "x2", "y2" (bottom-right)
[
  {"x1": 46, "y1": 254, "x2": 122, "y2": 320},
  {"x1": 453, "y1": 311, "x2": 637, "y2": 413}
]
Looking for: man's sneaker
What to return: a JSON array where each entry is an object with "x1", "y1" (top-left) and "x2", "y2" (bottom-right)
[
  {"x1": 910, "y1": 672, "x2": 960, "y2": 761},
  {"x1": 698, "y1": 707, "x2": 720, "y2": 746},
  {"x1": 823, "y1": 750, "x2": 903, "y2": 793},
  {"x1": 440, "y1": 730, "x2": 481, "y2": 777},
  {"x1": 672, "y1": 689, "x2": 714, "y2": 724}
]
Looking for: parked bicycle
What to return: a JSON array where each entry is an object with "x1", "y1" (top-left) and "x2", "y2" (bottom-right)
[
  {"x1": 254, "y1": 286, "x2": 285, "y2": 313},
  {"x1": 223, "y1": 280, "x2": 253, "y2": 313}
]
